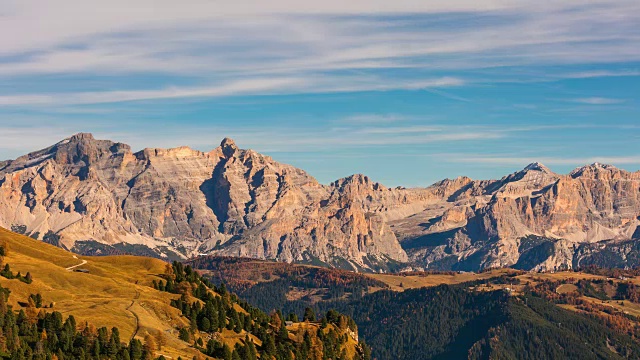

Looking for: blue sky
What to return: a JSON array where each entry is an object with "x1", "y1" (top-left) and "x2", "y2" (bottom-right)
[{"x1": 0, "y1": 1, "x2": 639, "y2": 186}]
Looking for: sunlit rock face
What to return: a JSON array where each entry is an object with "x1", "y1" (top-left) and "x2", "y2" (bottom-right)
[
  {"x1": 393, "y1": 162, "x2": 640, "y2": 271},
  {"x1": 1, "y1": 133, "x2": 639, "y2": 271},
  {"x1": 0, "y1": 134, "x2": 408, "y2": 270}
]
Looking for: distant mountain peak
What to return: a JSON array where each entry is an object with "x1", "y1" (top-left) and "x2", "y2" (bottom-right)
[
  {"x1": 589, "y1": 162, "x2": 616, "y2": 169},
  {"x1": 502, "y1": 162, "x2": 556, "y2": 182},
  {"x1": 523, "y1": 162, "x2": 552, "y2": 173},
  {"x1": 63, "y1": 132, "x2": 95, "y2": 142},
  {"x1": 570, "y1": 162, "x2": 619, "y2": 177},
  {"x1": 1, "y1": 132, "x2": 639, "y2": 273},
  {"x1": 220, "y1": 137, "x2": 238, "y2": 157},
  {"x1": 344, "y1": 173, "x2": 371, "y2": 183},
  {"x1": 331, "y1": 173, "x2": 388, "y2": 192},
  {"x1": 492, "y1": 162, "x2": 559, "y2": 196}
]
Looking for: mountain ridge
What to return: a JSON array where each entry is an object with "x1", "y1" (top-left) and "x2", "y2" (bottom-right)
[{"x1": 1, "y1": 133, "x2": 639, "y2": 272}]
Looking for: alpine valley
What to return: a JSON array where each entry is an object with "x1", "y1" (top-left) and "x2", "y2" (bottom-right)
[{"x1": 1, "y1": 133, "x2": 639, "y2": 273}]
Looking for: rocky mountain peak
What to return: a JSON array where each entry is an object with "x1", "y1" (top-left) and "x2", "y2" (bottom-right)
[
  {"x1": 585, "y1": 162, "x2": 617, "y2": 171},
  {"x1": 331, "y1": 174, "x2": 387, "y2": 192},
  {"x1": 220, "y1": 137, "x2": 239, "y2": 157},
  {"x1": 64, "y1": 132, "x2": 96, "y2": 143},
  {"x1": 523, "y1": 162, "x2": 552, "y2": 173},
  {"x1": 570, "y1": 162, "x2": 620, "y2": 178},
  {"x1": 490, "y1": 162, "x2": 560, "y2": 198},
  {"x1": 0, "y1": 132, "x2": 112, "y2": 174},
  {"x1": 504, "y1": 162, "x2": 556, "y2": 179},
  {"x1": 52, "y1": 132, "x2": 118, "y2": 167},
  {"x1": 345, "y1": 173, "x2": 372, "y2": 184},
  {"x1": 2, "y1": 132, "x2": 639, "y2": 273},
  {"x1": 431, "y1": 176, "x2": 473, "y2": 188}
]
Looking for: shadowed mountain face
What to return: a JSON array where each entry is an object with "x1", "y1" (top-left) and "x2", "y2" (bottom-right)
[{"x1": 1, "y1": 133, "x2": 639, "y2": 271}]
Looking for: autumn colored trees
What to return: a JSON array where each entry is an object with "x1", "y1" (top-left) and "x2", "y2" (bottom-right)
[{"x1": 158, "y1": 261, "x2": 365, "y2": 360}]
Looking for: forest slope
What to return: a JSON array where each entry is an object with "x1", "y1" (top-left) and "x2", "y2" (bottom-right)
[{"x1": 0, "y1": 227, "x2": 364, "y2": 359}]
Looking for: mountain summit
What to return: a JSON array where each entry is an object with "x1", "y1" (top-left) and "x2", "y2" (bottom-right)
[
  {"x1": 523, "y1": 162, "x2": 553, "y2": 173},
  {"x1": 0, "y1": 133, "x2": 407, "y2": 271},
  {"x1": 1, "y1": 134, "x2": 639, "y2": 272}
]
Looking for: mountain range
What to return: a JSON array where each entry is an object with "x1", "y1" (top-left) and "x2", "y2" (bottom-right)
[{"x1": 1, "y1": 133, "x2": 639, "y2": 272}]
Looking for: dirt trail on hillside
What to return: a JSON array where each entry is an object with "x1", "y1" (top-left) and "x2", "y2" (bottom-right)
[
  {"x1": 126, "y1": 290, "x2": 141, "y2": 341},
  {"x1": 65, "y1": 259, "x2": 87, "y2": 271}
]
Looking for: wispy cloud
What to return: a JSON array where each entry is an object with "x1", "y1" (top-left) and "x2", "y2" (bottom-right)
[
  {"x1": 357, "y1": 125, "x2": 443, "y2": 134},
  {"x1": 0, "y1": 76, "x2": 463, "y2": 106},
  {"x1": 570, "y1": 97, "x2": 626, "y2": 105},
  {"x1": 339, "y1": 114, "x2": 406, "y2": 125},
  {"x1": 562, "y1": 69, "x2": 640, "y2": 79},
  {"x1": 0, "y1": 1, "x2": 638, "y2": 185},
  {"x1": 145, "y1": 125, "x2": 504, "y2": 153},
  {"x1": 0, "y1": 78, "x2": 305, "y2": 106},
  {"x1": 0, "y1": 0, "x2": 636, "y2": 173},
  {"x1": 1, "y1": 1, "x2": 639, "y2": 95},
  {"x1": 0, "y1": 121, "x2": 505, "y2": 158}
]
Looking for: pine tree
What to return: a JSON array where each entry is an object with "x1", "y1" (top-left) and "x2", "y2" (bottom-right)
[
  {"x1": 92, "y1": 338, "x2": 101, "y2": 357},
  {"x1": 200, "y1": 317, "x2": 211, "y2": 332},
  {"x1": 231, "y1": 349, "x2": 242, "y2": 360},
  {"x1": 264, "y1": 334, "x2": 276, "y2": 356},
  {"x1": 129, "y1": 338, "x2": 144, "y2": 360},
  {"x1": 304, "y1": 307, "x2": 316, "y2": 322},
  {"x1": 179, "y1": 328, "x2": 190, "y2": 342},
  {"x1": 222, "y1": 344, "x2": 233, "y2": 360},
  {"x1": 243, "y1": 335, "x2": 257, "y2": 360},
  {"x1": 278, "y1": 322, "x2": 289, "y2": 341}
]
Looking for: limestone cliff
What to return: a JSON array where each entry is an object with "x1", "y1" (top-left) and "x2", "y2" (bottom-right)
[
  {"x1": 0, "y1": 134, "x2": 407, "y2": 270},
  {"x1": 1, "y1": 133, "x2": 639, "y2": 271},
  {"x1": 398, "y1": 162, "x2": 640, "y2": 271}
]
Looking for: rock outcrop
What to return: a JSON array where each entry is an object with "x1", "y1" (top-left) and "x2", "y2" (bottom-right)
[
  {"x1": 398, "y1": 162, "x2": 640, "y2": 271},
  {"x1": 1, "y1": 133, "x2": 639, "y2": 271},
  {"x1": 0, "y1": 133, "x2": 410, "y2": 270}
]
